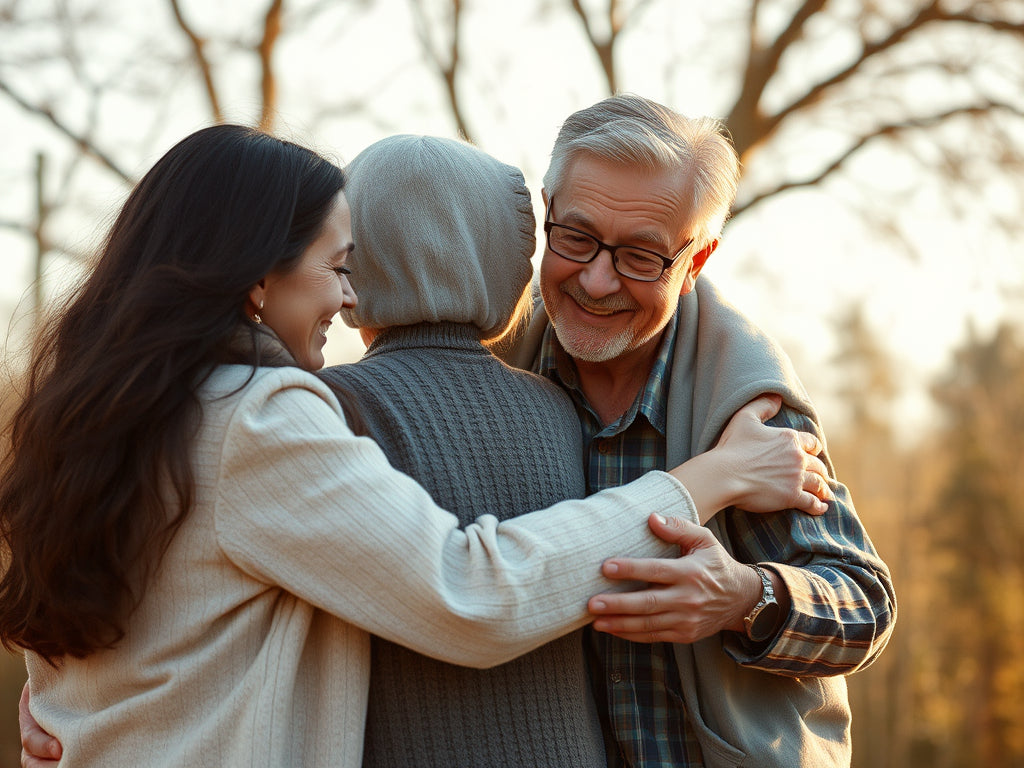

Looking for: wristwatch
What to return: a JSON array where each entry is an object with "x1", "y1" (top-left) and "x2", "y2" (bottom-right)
[{"x1": 743, "y1": 564, "x2": 781, "y2": 642}]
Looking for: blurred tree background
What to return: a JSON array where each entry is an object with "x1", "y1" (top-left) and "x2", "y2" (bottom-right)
[{"x1": 1, "y1": 0, "x2": 1023, "y2": 765}]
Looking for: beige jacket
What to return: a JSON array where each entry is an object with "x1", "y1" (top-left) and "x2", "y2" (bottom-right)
[{"x1": 26, "y1": 364, "x2": 696, "y2": 767}]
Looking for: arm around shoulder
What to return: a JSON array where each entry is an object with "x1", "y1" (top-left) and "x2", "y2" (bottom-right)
[{"x1": 211, "y1": 372, "x2": 696, "y2": 667}]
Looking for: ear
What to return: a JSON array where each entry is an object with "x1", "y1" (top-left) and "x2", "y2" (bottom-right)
[
  {"x1": 247, "y1": 279, "x2": 267, "y2": 318},
  {"x1": 359, "y1": 327, "x2": 379, "y2": 347},
  {"x1": 679, "y1": 239, "x2": 718, "y2": 296}
]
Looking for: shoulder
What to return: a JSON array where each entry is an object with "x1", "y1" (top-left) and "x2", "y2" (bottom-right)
[
  {"x1": 502, "y1": 363, "x2": 576, "y2": 410},
  {"x1": 496, "y1": 295, "x2": 551, "y2": 370},
  {"x1": 317, "y1": 361, "x2": 365, "y2": 391},
  {"x1": 200, "y1": 364, "x2": 348, "y2": 433}
]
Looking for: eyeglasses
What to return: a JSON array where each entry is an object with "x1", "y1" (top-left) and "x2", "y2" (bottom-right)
[{"x1": 543, "y1": 197, "x2": 692, "y2": 282}]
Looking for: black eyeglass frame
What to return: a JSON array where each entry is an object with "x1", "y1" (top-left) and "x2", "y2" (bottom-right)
[{"x1": 543, "y1": 197, "x2": 693, "y2": 283}]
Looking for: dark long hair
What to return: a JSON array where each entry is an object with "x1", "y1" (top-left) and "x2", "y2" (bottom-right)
[{"x1": 0, "y1": 125, "x2": 345, "y2": 662}]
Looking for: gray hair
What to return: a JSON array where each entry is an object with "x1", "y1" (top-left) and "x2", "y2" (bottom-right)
[{"x1": 543, "y1": 94, "x2": 741, "y2": 249}]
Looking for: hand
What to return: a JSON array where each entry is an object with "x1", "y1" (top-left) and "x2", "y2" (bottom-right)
[
  {"x1": 19, "y1": 683, "x2": 61, "y2": 768},
  {"x1": 588, "y1": 514, "x2": 764, "y2": 643},
  {"x1": 718, "y1": 394, "x2": 832, "y2": 513},
  {"x1": 669, "y1": 394, "x2": 833, "y2": 522}
]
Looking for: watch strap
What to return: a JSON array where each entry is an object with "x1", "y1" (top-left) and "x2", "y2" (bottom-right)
[{"x1": 743, "y1": 563, "x2": 779, "y2": 642}]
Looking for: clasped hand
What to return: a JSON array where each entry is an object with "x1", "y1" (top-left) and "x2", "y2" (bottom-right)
[
  {"x1": 589, "y1": 515, "x2": 763, "y2": 643},
  {"x1": 588, "y1": 394, "x2": 830, "y2": 644}
]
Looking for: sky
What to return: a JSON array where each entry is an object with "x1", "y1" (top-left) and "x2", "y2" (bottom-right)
[{"x1": 1, "y1": 0, "x2": 1021, "y2": 436}]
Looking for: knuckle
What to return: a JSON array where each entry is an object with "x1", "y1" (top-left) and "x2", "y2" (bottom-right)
[{"x1": 648, "y1": 560, "x2": 672, "y2": 582}]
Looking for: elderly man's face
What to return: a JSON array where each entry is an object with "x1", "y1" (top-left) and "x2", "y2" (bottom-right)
[{"x1": 540, "y1": 154, "x2": 710, "y2": 365}]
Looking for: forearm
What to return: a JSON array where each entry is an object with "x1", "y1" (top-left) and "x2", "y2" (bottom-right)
[
  {"x1": 726, "y1": 559, "x2": 895, "y2": 676},
  {"x1": 669, "y1": 450, "x2": 741, "y2": 524},
  {"x1": 721, "y1": 486, "x2": 896, "y2": 676},
  {"x1": 217, "y1": 379, "x2": 697, "y2": 668}
]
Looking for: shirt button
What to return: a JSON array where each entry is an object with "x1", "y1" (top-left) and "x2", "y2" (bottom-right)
[
  {"x1": 610, "y1": 671, "x2": 623, "y2": 684},
  {"x1": 596, "y1": 439, "x2": 612, "y2": 455}
]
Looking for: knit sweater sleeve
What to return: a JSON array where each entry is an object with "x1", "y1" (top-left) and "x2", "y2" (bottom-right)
[{"x1": 212, "y1": 369, "x2": 696, "y2": 669}]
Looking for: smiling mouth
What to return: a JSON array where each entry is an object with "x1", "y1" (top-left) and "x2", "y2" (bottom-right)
[
  {"x1": 577, "y1": 304, "x2": 622, "y2": 317},
  {"x1": 570, "y1": 294, "x2": 633, "y2": 318},
  {"x1": 562, "y1": 284, "x2": 635, "y2": 317}
]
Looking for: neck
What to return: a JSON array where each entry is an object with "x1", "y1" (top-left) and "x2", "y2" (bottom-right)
[{"x1": 573, "y1": 339, "x2": 661, "y2": 426}]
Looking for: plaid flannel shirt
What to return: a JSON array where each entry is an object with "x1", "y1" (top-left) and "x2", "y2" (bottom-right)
[
  {"x1": 536, "y1": 308, "x2": 894, "y2": 767},
  {"x1": 538, "y1": 313, "x2": 705, "y2": 767}
]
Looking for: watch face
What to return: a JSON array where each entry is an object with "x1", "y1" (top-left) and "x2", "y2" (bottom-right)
[
  {"x1": 748, "y1": 600, "x2": 782, "y2": 642},
  {"x1": 744, "y1": 564, "x2": 781, "y2": 642}
]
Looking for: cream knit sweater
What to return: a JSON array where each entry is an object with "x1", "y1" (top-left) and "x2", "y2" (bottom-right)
[{"x1": 25, "y1": 364, "x2": 696, "y2": 767}]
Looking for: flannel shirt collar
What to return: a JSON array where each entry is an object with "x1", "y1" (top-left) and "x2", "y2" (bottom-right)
[{"x1": 537, "y1": 302, "x2": 679, "y2": 436}]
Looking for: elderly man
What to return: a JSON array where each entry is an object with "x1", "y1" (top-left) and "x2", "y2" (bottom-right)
[{"x1": 504, "y1": 94, "x2": 896, "y2": 768}]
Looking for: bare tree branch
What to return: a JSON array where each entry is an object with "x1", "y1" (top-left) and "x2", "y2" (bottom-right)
[
  {"x1": 563, "y1": 0, "x2": 658, "y2": 96},
  {"x1": 168, "y1": 0, "x2": 223, "y2": 123},
  {"x1": 0, "y1": 220, "x2": 87, "y2": 264},
  {"x1": 728, "y1": 0, "x2": 828, "y2": 157},
  {"x1": 444, "y1": 0, "x2": 466, "y2": 139},
  {"x1": 568, "y1": 0, "x2": 618, "y2": 94},
  {"x1": 0, "y1": 78, "x2": 132, "y2": 182},
  {"x1": 733, "y1": 100, "x2": 1023, "y2": 218},
  {"x1": 257, "y1": 0, "x2": 284, "y2": 131},
  {"x1": 408, "y1": 0, "x2": 472, "y2": 142},
  {"x1": 749, "y1": 2, "x2": 1024, "y2": 159}
]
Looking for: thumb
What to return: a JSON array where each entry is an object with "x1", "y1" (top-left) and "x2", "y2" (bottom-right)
[
  {"x1": 20, "y1": 682, "x2": 62, "y2": 760},
  {"x1": 647, "y1": 513, "x2": 716, "y2": 553},
  {"x1": 740, "y1": 393, "x2": 783, "y2": 423}
]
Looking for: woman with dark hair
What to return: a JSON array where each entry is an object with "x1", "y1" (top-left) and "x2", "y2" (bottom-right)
[{"x1": 4, "y1": 125, "x2": 830, "y2": 767}]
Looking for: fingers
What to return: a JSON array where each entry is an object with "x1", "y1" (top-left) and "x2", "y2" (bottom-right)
[
  {"x1": 797, "y1": 429, "x2": 823, "y2": 456},
  {"x1": 796, "y1": 469, "x2": 835, "y2": 514},
  {"x1": 19, "y1": 683, "x2": 60, "y2": 764},
  {"x1": 588, "y1": 604, "x2": 720, "y2": 644},
  {"x1": 739, "y1": 393, "x2": 782, "y2": 423},
  {"x1": 646, "y1": 514, "x2": 715, "y2": 552},
  {"x1": 805, "y1": 454, "x2": 828, "y2": 481},
  {"x1": 794, "y1": 490, "x2": 828, "y2": 516},
  {"x1": 591, "y1": 628, "x2": 690, "y2": 644},
  {"x1": 597, "y1": 556, "x2": 689, "y2": 588},
  {"x1": 802, "y1": 456, "x2": 834, "y2": 513},
  {"x1": 22, "y1": 752, "x2": 60, "y2": 768}
]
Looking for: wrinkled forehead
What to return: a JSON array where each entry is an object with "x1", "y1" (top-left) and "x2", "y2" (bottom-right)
[{"x1": 552, "y1": 154, "x2": 697, "y2": 243}]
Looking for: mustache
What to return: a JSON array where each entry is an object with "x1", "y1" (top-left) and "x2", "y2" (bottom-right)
[{"x1": 562, "y1": 283, "x2": 638, "y2": 313}]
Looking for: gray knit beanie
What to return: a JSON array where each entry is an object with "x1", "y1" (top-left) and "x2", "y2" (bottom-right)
[{"x1": 339, "y1": 135, "x2": 536, "y2": 339}]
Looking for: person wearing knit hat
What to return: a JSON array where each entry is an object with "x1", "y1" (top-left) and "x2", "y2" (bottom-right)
[{"x1": 319, "y1": 135, "x2": 606, "y2": 766}]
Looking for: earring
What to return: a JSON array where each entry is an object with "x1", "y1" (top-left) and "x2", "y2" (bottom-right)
[{"x1": 253, "y1": 299, "x2": 264, "y2": 325}]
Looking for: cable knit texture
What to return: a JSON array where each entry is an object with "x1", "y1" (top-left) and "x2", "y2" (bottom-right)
[{"x1": 320, "y1": 322, "x2": 605, "y2": 767}]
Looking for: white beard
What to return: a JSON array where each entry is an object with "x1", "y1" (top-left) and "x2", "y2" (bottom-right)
[{"x1": 551, "y1": 321, "x2": 636, "y2": 363}]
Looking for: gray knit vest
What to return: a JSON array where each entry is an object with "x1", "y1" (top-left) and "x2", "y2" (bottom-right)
[{"x1": 318, "y1": 323, "x2": 606, "y2": 768}]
